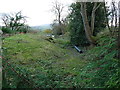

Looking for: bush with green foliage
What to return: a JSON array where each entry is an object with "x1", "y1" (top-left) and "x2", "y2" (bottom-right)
[
  {"x1": 1, "y1": 27, "x2": 13, "y2": 34},
  {"x1": 76, "y1": 30, "x2": 119, "y2": 88},
  {"x1": 43, "y1": 29, "x2": 52, "y2": 34},
  {"x1": 51, "y1": 23, "x2": 63, "y2": 35},
  {"x1": 1, "y1": 26, "x2": 30, "y2": 34},
  {"x1": 18, "y1": 25, "x2": 30, "y2": 33},
  {"x1": 68, "y1": 3, "x2": 89, "y2": 46}
]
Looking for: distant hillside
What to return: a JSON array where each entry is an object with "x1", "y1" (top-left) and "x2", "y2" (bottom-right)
[{"x1": 31, "y1": 24, "x2": 52, "y2": 30}]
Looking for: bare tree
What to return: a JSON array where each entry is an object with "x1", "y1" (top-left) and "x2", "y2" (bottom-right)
[
  {"x1": 80, "y1": 2, "x2": 101, "y2": 46},
  {"x1": 103, "y1": 2, "x2": 111, "y2": 32},
  {"x1": 51, "y1": 0, "x2": 64, "y2": 34},
  {"x1": 1, "y1": 14, "x2": 10, "y2": 27},
  {"x1": 108, "y1": 0, "x2": 119, "y2": 35},
  {"x1": 111, "y1": 0, "x2": 117, "y2": 27},
  {"x1": 52, "y1": 0, "x2": 64, "y2": 24},
  {"x1": 1, "y1": 11, "x2": 27, "y2": 31},
  {"x1": 118, "y1": 1, "x2": 120, "y2": 59},
  {"x1": 118, "y1": 1, "x2": 120, "y2": 28}
]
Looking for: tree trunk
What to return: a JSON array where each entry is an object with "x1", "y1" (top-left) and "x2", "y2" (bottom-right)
[
  {"x1": 118, "y1": 1, "x2": 120, "y2": 59},
  {"x1": 58, "y1": 12, "x2": 63, "y2": 34},
  {"x1": 112, "y1": 1, "x2": 118, "y2": 28},
  {"x1": 91, "y1": 3, "x2": 101, "y2": 35},
  {"x1": 111, "y1": 2, "x2": 115, "y2": 29},
  {"x1": 58, "y1": 12, "x2": 61, "y2": 25},
  {"x1": 80, "y1": 3, "x2": 96, "y2": 46},
  {"x1": 91, "y1": 3, "x2": 97, "y2": 34},
  {"x1": 118, "y1": 1, "x2": 120, "y2": 28},
  {"x1": 103, "y1": 3, "x2": 111, "y2": 33}
]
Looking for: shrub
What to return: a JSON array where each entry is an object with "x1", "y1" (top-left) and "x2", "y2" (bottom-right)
[
  {"x1": 1, "y1": 27, "x2": 13, "y2": 34},
  {"x1": 44, "y1": 29, "x2": 52, "y2": 34},
  {"x1": 77, "y1": 31, "x2": 119, "y2": 88}
]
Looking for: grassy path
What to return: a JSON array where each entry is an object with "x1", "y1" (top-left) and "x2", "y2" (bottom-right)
[{"x1": 3, "y1": 33, "x2": 88, "y2": 88}]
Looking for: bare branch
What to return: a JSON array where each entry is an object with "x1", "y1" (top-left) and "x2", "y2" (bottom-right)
[
  {"x1": 51, "y1": 0, "x2": 64, "y2": 25},
  {"x1": 93, "y1": 3, "x2": 101, "y2": 12}
]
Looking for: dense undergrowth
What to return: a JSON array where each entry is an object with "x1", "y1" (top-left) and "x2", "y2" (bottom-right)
[
  {"x1": 2, "y1": 30, "x2": 119, "y2": 88},
  {"x1": 78, "y1": 30, "x2": 119, "y2": 88}
]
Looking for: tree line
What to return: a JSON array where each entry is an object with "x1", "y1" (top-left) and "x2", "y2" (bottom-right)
[
  {"x1": 51, "y1": 0, "x2": 119, "y2": 47},
  {"x1": 0, "y1": 0, "x2": 119, "y2": 47}
]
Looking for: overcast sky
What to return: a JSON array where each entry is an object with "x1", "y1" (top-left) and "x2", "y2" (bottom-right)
[
  {"x1": 0, "y1": 0, "x2": 119, "y2": 26},
  {"x1": 0, "y1": 0, "x2": 73, "y2": 26}
]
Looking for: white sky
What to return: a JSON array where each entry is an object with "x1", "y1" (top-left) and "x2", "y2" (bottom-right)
[
  {"x1": 0, "y1": 0, "x2": 73, "y2": 26},
  {"x1": 0, "y1": 0, "x2": 119, "y2": 26}
]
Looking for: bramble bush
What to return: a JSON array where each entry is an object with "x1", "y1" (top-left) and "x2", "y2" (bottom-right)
[{"x1": 77, "y1": 30, "x2": 119, "y2": 88}]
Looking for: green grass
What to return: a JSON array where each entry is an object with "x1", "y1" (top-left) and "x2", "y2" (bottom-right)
[
  {"x1": 3, "y1": 31, "x2": 119, "y2": 88},
  {"x1": 3, "y1": 33, "x2": 87, "y2": 88}
]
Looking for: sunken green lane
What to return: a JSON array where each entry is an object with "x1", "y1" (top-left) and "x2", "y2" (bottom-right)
[{"x1": 3, "y1": 33, "x2": 88, "y2": 88}]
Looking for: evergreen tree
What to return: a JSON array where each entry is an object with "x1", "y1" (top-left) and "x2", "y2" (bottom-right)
[{"x1": 68, "y1": 2, "x2": 106, "y2": 46}]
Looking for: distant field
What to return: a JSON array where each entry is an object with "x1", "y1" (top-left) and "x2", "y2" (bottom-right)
[
  {"x1": 31, "y1": 24, "x2": 52, "y2": 30},
  {"x1": 3, "y1": 33, "x2": 88, "y2": 88}
]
